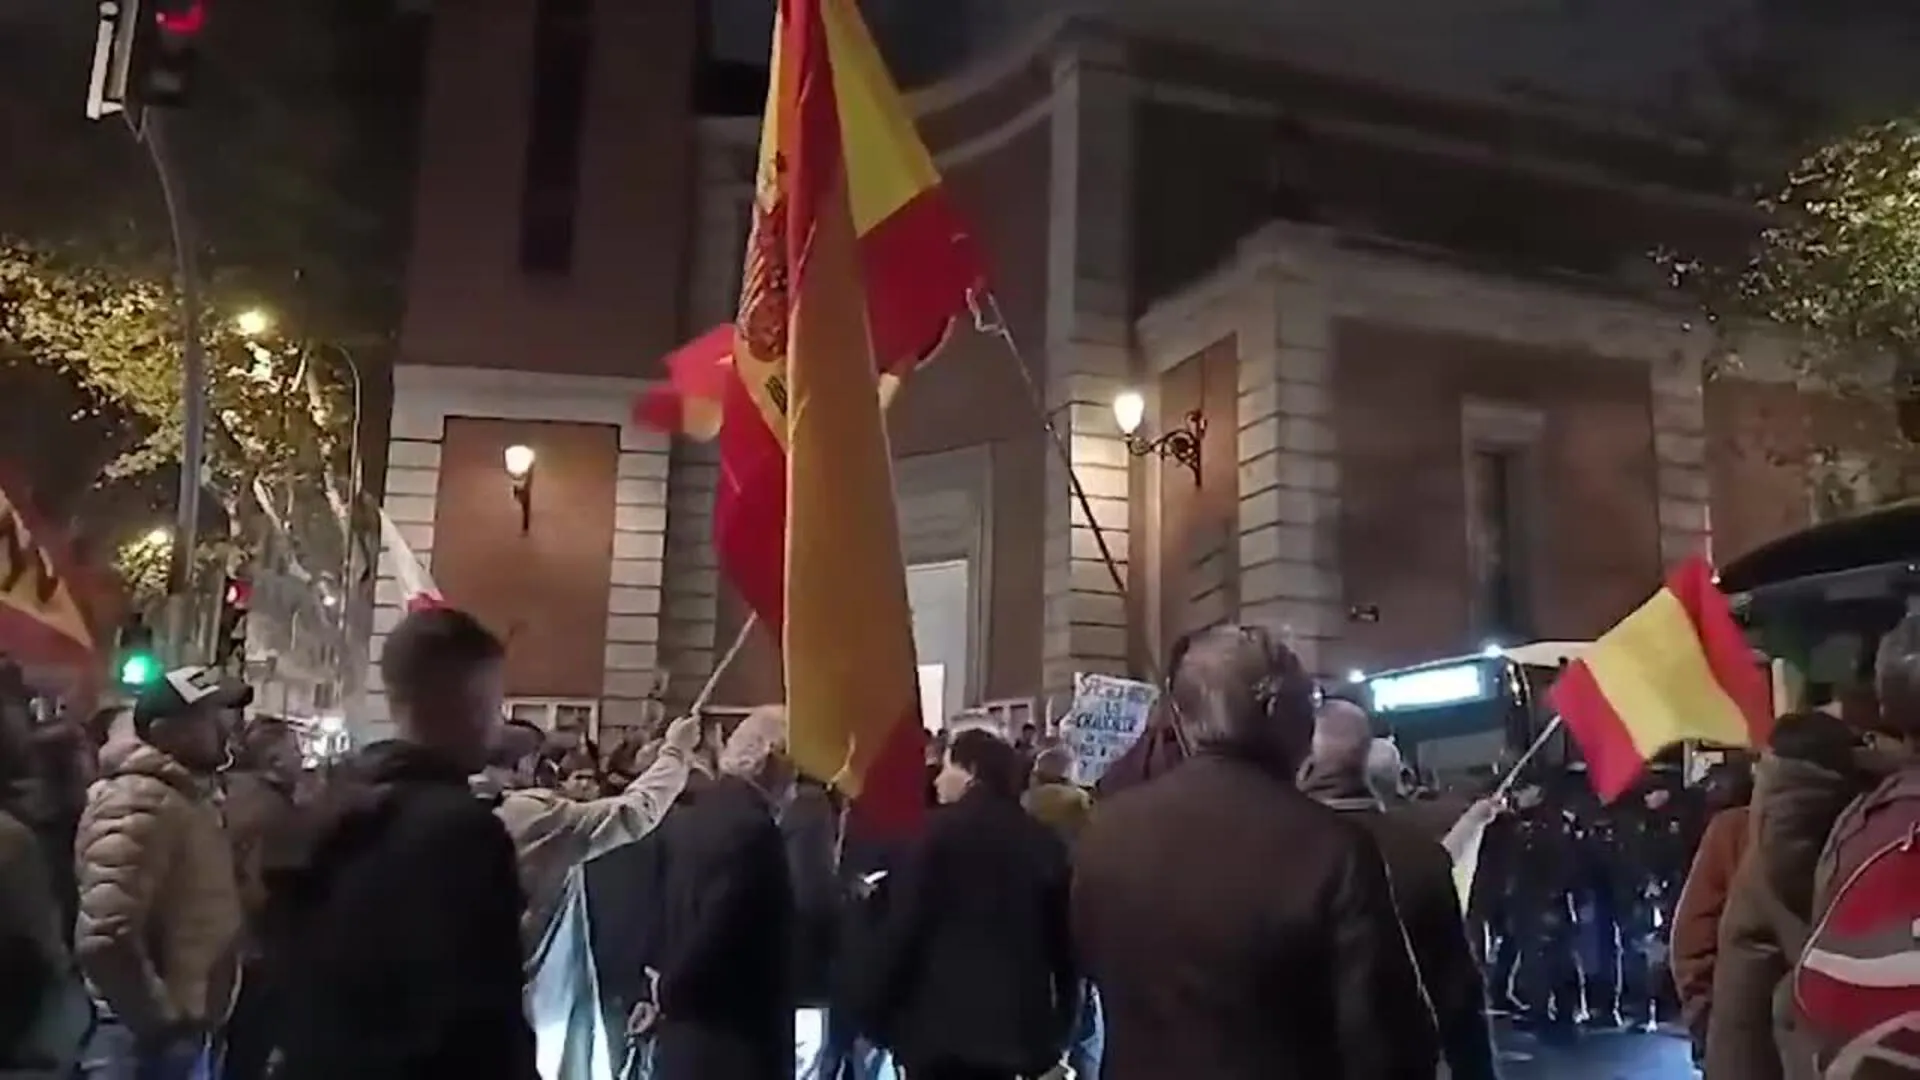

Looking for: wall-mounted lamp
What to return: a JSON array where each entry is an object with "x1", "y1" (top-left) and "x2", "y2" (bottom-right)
[
  {"x1": 504, "y1": 444, "x2": 536, "y2": 534},
  {"x1": 1113, "y1": 390, "x2": 1204, "y2": 486}
]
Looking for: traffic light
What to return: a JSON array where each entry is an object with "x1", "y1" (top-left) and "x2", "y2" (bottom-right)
[
  {"x1": 132, "y1": 0, "x2": 206, "y2": 109},
  {"x1": 116, "y1": 615, "x2": 161, "y2": 689},
  {"x1": 215, "y1": 574, "x2": 250, "y2": 669}
]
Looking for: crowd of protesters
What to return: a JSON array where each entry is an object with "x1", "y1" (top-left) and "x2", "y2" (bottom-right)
[{"x1": 8, "y1": 604, "x2": 1920, "y2": 1079}]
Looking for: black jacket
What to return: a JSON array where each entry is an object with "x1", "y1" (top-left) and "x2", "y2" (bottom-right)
[
  {"x1": 265, "y1": 741, "x2": 535, "y2": 1080},
  {"x1": 1304, "y1": 773, "x2": 1499, "y2": 1080},
  {"x1": 651, "y1": 775, "x2": 793, "y2": 1080},
  {"x1": 858, "y1": 787, "x2": 1076, "y2": 1075},
  {"x1": 1074, "y1": 752, "x2": 1438, "y2": 1080}
]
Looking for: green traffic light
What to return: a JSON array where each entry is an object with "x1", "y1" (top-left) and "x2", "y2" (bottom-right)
[{"x1": 118, "y1": 653, "x2": 161, "y2": 687}]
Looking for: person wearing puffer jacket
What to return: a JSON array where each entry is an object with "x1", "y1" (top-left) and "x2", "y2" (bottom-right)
[
  {"x1": 75, "y1": 668, "x2": 248, "y2": 1080},
  {"x1": 1703, "y1": 707, "x2": 1904, "y2": 1080}
]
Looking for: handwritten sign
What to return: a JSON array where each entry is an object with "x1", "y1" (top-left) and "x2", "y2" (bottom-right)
[{"x1": 1063, "y1": 674, "x2": 1158, "y2": 786}]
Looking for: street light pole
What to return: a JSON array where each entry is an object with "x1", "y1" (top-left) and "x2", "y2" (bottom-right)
[{"x1": 141, "y1": 109, "x2": 209, "y2": 661}]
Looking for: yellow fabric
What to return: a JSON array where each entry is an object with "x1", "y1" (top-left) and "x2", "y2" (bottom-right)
[
  {"x1": 819, "y1": 0, "x2": 941, "y2": 232},
  {"x1": 1583, "y1": 588, "x2": 1755, "y2": 756},
  {"x1": 0, "y1": 489, "x2": 93, "y2": 653},
  {"x1": 783, "y1": 176, "x2": 920, "y2": 796},
  {"x1": 735, "y1": 1, "x2": 913, "y2": 450}
]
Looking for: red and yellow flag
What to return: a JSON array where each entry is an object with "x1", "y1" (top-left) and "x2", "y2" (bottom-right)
[
  {"x1": 709, "y1": 0, "x2": 985, "y2": 834},
  {"x1": 632, "y1": 0, "x2": 980, "y2": 440},
  {"x1": 1549, "y1": 555, "x2": 1773, "y2": 801},
  {"x1": 0, "y1": 471, "x2": 97, "y2": 667}
]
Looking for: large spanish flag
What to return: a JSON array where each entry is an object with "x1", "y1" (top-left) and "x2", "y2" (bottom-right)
[
  {"x1": 711, "y1": 0, "x2": 984, "y2": 834},
  {"x1": 1548, "y1": 555, "x2": 1773, "y2": 801},
  {"x1": 633, "y1": 0, "x2": 981, "y2": 439}
]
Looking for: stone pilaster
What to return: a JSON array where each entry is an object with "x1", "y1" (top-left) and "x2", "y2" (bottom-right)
[
  {"x1": 1234, "y1": 226, "x2": 1344, "y2": 676},
  {"x1": 657, "y1": 135, "x2": 750, "y2": 714},
  {"x1": 1041, "y1": 31, "x2": 1136, "y2": 697},
  {"x1": 600, "y1": 428, "x2": 671, "y2": 736},
  {"x1": 1651, "y1": 350, "x2": 1712, "y2": 565}
]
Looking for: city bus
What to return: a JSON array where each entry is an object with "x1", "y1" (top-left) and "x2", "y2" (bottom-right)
[{"x1": 1347, "y1": 641, "x2": 1588, "y2": 791}]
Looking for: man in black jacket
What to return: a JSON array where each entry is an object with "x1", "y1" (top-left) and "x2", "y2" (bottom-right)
[
  {"x1": 268, "y1": 608, "x2": 536, "y2": 1080},
  {"x1": 652, "y1": 705, "x2": 795, "y2": 1080},
  {"x1": 860, "y1": 727, "x2": 1076, "y2": 1080},
  {"x1": 1300, "y1": 699, "x2": 1499, "y2": 1079},
  {"x1": 1073, "y1": 625, "x2": 1438, "y2": 1080}
]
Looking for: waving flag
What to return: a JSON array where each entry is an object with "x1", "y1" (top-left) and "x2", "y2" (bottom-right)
[
  {"x1": 0, "y1": 472, "x2": 95, "y2": 665},
  {"x1": 377, "y1": 507, "x2": 443, "y2": 613},
  {"x1": 1549, "y1": 555, "x2": 1772, "y2": 801},
  {"x1": 705, "y1": 0, "x2": 984, "y2": 836},
  {"x1": 632, "y1": 0, "x2": 980, "y2": 440}
]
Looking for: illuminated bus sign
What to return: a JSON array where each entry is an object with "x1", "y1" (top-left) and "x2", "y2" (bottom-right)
[{"x1": 1368, "y1": 662, "x2": 1490, "y2": 713}]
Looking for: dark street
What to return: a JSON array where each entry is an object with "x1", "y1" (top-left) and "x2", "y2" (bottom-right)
[{"x1": 1497, "y1": 1024, "x2": 1697, "y2": 1080}]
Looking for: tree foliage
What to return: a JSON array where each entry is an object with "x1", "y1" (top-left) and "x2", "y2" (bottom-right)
[
  {"x1": 1668, "y1": 119, "x2": 1920, "y2": 382},
  {"x1": 0, "y1": 237, "x2": 353, "y2": 576}
]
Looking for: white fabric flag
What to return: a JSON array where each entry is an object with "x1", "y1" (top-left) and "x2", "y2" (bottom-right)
[
  {"x1": 1443, "y1": 800, "x2": 1500, "y2": 911},
  {"x1": 379, "y1": 507, "x2": 444, "y2": 611}
]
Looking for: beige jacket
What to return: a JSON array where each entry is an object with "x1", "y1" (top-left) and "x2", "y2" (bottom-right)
[
  {"x1": 73, "y1": 741, "x2": 242, "y2": 1038},
  {"x1": 496, "y1": 744, "x2": 691, "y2": 961}
]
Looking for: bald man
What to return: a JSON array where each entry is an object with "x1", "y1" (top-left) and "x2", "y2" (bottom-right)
[{"x1": 1301, "y1": 698, "x2": 1499, "y2": 1080}]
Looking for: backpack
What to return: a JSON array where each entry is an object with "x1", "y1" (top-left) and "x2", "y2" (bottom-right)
[{"x1": 1794, "y1": 767, "x2": 1920, "y2": 1076}]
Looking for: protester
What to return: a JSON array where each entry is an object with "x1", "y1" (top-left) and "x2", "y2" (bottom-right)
[
  {"x1": 1021, "y1": 745, "x2": 1091, "y2": 845},
  {"x1": 1704, "y1": 707, "x2": 1906, "y2": 1080},
  {"x1": 0, "y1": 699, "x2": 92, "y2": 1077},
  {"x1": 514, "y1": 715, "x2": 698, "y2": 1080},
  {"x1": 1670, "y1": 762, "x2": 1754, "y2": 1063},
  {"x1": 268, "y1": 608, "x2": 536, "y2": 1080},
  {"x1": 584, "y1": 738, "x2": 705, "y2": 1079},
  {"x1": 1073, "y1": 624, "x2": 1437, "y2": 1079},
  {"x1": 1790, "y1": 624, "x2": 1920, "y2": 1077},
  {"x1": 1300, "y1": 698, "x2": 1499, "y2": 1079},
  {"x1": 73, "y1": 667, "x2": 246, "y2": 1080},
  {"x1": 502, "y1": 713, "x2": 693, "y2": 955},
  {"x1": 221, "y1": 716, "x2": 307, "y2": 1080},
  {"x1": 783, "y1": 778, "x2": 843, "y2": 1078},
  {"x1": 651, "y1": 705, "x2": 795, "y2": 1080},
  {"x1": 857, "y1": 727, "x2": 1077, "y2": 1080}
]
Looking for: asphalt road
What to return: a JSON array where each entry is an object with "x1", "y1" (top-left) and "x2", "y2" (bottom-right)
[{"x1": 1496, "y1": 1024, "x2": 1698, "y2": 1080}]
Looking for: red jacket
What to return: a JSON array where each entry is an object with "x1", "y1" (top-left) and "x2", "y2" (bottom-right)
[{"x1": 1671, "y1": 805, "x2": 1750, "y2": 1031}]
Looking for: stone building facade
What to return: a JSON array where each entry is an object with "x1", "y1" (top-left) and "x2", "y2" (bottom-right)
[{"x1": 352, "y1": 4, "x2": 1882, "y2": 742}]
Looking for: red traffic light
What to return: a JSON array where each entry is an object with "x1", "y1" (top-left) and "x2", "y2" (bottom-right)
[{"x1": 155, "y1": 0, "x2": 206, "y2": 35}]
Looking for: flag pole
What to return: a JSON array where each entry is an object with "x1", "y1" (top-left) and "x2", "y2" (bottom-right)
[
  {"x1": 691, "y1": 614, "x2": 757, "y2": 716},
  {"x1": 1494, "y1": 715, "x2": 1564, "y2": 800},
  {"x1": 968, "y1": 289, "x2": 1158, "y2": 683}
]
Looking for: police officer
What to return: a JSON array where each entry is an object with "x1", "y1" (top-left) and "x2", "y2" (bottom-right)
[{"x1": 1508, "y1": 772, "x2": 1588, "y2": 1036}]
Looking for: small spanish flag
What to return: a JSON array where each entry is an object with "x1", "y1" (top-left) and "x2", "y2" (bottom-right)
[{"x1": 1548, "y1": 555, "x2": 1773, "y2": 801}]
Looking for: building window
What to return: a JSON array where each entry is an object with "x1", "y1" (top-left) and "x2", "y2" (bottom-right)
[
  {"x1": 1463, "y1": 401, "x2": 1543, "y2": 644},
  {"x1": 506, "y1": 697, "x2": 601, "y2": 738},
  {"x1": 517, "y1": 0, "x2": 593, "y2": 275}
]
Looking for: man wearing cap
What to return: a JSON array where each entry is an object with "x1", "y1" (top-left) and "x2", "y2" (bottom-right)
[{"x1": 75, "y1": 666, "x2": 249, "y2": 1079}]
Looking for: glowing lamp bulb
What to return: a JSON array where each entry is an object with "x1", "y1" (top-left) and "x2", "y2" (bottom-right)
[
  {"x1": 503, "y1": 444, "x2": 536, "y2": 480},
  {"x1": 1112, "y1": 391, "x2": 1146, "y2": 436}
]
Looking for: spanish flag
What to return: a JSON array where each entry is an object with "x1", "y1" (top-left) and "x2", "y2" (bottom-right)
[
  {"x1": 711, "y1": 0, "x2": 984, "y2": 834},
  {"x1": 0, "y1": 472, "x2": 97, "y2": 667},
  {"x1": 633, "y1": 0, "x2": 981, "y2": 439},
  {"x1": 1548, "y1": 555, "x2": 1773, "y2": 801}
]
